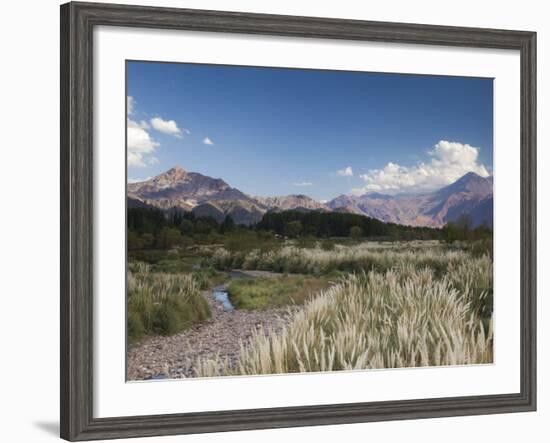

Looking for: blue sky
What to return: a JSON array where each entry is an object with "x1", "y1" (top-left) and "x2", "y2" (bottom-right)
[{"x1": 127, "y1": 61, "x2": 493, "y2": 200}]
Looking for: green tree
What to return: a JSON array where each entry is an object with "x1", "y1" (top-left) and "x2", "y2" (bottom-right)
[
  {"x1": 221, "y1": 215, "x2": 236, "y2": 233},
  {"x1": 456, "y1": 214, "x2": 473, "y2": 240},
  {"x1": 141, "y1": 233, "x2": 155, "y2": 249},
  {"x1": 194, "y1": 217, "x2": 218, "y2": 235},
  {"x1": 349, "y1": 226, "x2": 363, "y2": 239},
  {"x1": 284, "y1": 220, "x2": 302, "y2": 238},
  {"x1": 127, "y1": 230, "x2": 144, "y2": 250},
  {"x1": 442, "y1": 222, "x2": 458, "y2": 243},
  {"x1": 157, "y1": 227, "x2": 182, "y2": 249},
  {"x1": 179, "y1": 219, "x2": 194, "y2": 235}
]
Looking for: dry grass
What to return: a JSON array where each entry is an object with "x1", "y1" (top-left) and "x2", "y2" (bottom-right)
[
  {"x1": 195, "y1": 245, "x2": 493, "y2": 377},
  {"x1": 211, "y1": 242, "x2": 477, "y2": 276},
  {"x1": 127, "y1": 263, "x2": 210, "y2": 342}
]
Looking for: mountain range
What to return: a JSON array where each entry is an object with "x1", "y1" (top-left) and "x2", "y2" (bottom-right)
[{"x1": 128, "y1": 166, "x2": 493, "y2": 228}]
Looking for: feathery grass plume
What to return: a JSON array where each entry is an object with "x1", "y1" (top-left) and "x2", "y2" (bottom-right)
[
  {"x1": 127, "y1": 264, "x2": 211, "y2": 342},
  {"x1": 194, "y1": 268, "x2": 492, "y2": 377},
  {"x1": 211, "y1": 241, "x2": 485, "y2": 278}
]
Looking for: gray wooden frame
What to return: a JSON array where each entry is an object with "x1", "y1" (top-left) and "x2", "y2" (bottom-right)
[{"x1": 60, "y1": 2, "x2": 537, "y2": 441}]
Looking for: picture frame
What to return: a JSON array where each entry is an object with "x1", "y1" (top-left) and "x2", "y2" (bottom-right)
[{"x1": 60, "y1": 1, "x2": 536, "y2": 441}]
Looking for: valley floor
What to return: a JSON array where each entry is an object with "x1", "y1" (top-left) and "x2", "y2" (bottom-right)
[
  {"x1": 127, "y1": 238, "x2": 493, "y2": 380},
  {"x1": 127, "y1": 284, "x2": 293, "y2": 380}
]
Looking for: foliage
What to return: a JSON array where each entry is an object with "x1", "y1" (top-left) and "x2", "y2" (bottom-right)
[
  {"x1": 256, "y1": 210, "x2": 440, "y2": 240},
  {"x1": 283, "y1": 220, "x2": 303, "y2": 238},
  {"x1": 127, "y1": 265, "x2": 211, "y2": 343},
  {"x1": 126, "y1": 203, "x2": 495, "y2": 377},
  {"x1": 442, "y1": 215, "x2": 492, "y2": 243},
  {"x1": 157, "y1": 227, "x2": 182, "y2": 249},
  {"x1": 220, "y1": 215, "x2": 236, "y2": 233},
  {"x1": 468, "y1": 237, "x2": 493, "y2": 259},
  {"x1": 227, "y1": 275, "x2": 332, "y2": 310},
  {"x1": 127, "y1": 207, "x2": 491, "y2": 256},
  {"x1": 349, "y1": 225, "x2": 363, "y2": 239},
  {"x1": 127, "y1": 207, "x2": 452, "y2": 254},
  {"x1": 223, "y1": 230, "x2": 280, "y2": 254},
  {"x1": 211, "y1": 241, "x2": 491, "y2": 280}
]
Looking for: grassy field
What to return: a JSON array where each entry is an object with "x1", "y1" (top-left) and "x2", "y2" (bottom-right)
[
  {"x1": 127, "y1": 263, "x2": 213, "y2": 343},
  {"x1": 195, "y1": 267, "x2": 492, "y2": 377},
  {"x1": 128, "y1": 238, "x2": 493, "y2": 375},
  {"x1": 211, "y1": 240, "x2": 490, "y2": 278},
  {"x1": 196, "y1": 240, "x2": 493, "y2": 376},
  {"x1": 227, "y1": 275, "x2": 333, "y2": 310}
]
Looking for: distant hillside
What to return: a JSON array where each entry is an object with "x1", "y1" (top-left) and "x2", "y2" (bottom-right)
[
  {"x1": 255, "y1": 195, "x2": 328, "y2": 212},
  {"x1": 128, "y1": 166, "x2": 493, "y2": 228},
  {"x1": 328, "y1": 172, "x2": 493, "y2": 228}
]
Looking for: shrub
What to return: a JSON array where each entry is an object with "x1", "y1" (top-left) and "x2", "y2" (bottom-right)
[
  {"x1": 284, "y1": 221, "x2": 302, "y2": 238},
  {"x1": 157, "y1": 227, "x2": 182, "y2": 249},
  {"x1": 210, "y1": 242, "x2": 489, "y2": 278},
  {"x1": 127, "y1": 265, "x2": 211, "y2": 343},
  {"x1": 349, "y1": 226, "x2": 363, "y2": 239}
]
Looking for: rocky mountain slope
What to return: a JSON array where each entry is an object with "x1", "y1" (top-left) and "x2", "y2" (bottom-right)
[
  {"x1": 128, "y1": 166, "x2": 493, "y2": 228},
  {"x1": 128, "y1": 166, "x2": 250, "y2": 205},
  {"x1": 128, "y1": 166, "x2": 267, "y2": 224},
  {"x1": 255, "y1": 195, "x2": 328, "y2": 212},
  {"x1": 327, "y1": 172, "x2": 493, "y2": 228}
]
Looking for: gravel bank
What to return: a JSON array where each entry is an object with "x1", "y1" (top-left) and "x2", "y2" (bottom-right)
[{"x1": 127, "y1": 287, "x2": 293, "y2": 380}]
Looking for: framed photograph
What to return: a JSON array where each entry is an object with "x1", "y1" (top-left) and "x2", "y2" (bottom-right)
[{"x1": 60, "y1": 2, "x2": 536, "y2": 440}]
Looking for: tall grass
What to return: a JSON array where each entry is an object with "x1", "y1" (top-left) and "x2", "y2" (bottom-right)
[
  {"x1": 227, "y1": 275, "x2": 331, "y2": 310},
  {"x1": 211, "y1": 242, "x2": 486, "y2": 277},
  {"x1": 127, "y1": 263, "x2": 211, "y2": 343},
  {"x1": 447, "y1": 255, "x2": 493, "y2": 320},
  {"x1": 195, "y1": 268, "x2": 492, "y2": 377}
]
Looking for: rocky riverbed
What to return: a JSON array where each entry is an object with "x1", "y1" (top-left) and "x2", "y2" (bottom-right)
[{"x1": 127, "y1": 271, "x2": 293, "y2": 380}]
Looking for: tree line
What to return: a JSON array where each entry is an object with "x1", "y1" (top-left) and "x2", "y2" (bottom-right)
[
  {"x1": 256, "y1": 210, "x2": 440, "y2": 240},
  {"x1": 127, "y1": 207, "x2": 236, "y2": 250},
  {"x1": 440, "y1": 214, "x2": 492, "y2": 243},
  {"x1": 126, "y1": 206, "x2": 489, "y2": 250}
]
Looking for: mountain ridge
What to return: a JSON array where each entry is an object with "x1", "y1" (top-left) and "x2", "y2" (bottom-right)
[{"x1": 128, "y1": 167, "x2": 493, "y2": 228}]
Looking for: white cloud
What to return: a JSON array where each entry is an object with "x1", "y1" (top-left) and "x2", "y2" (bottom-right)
[
  {"x1": 128, "y1": 120, "x2": 159, "y2": 150},
  {"x1": 352, "y1": 140, "x2": 490, "y2": 195},
  {"x1": 127, "y1": 151, "x2": 146, "y2": 168},
  {"x1": 148, "y1": 156, "x2": 160, "y2": 165},
  {"x1": 150, "y1": 117, "x2": 187, "y2": 138},
  {"x1": 128, "y1": 176, "x2": 152, "y2": 184},
  {"x1": 127, "y1": 97, "x2": 160, "y2": 168},
  {"x1": 292, "y1": 181, "x2": 313, "y2": 187},
  {"x1": 203, "y1": 136, "x2": 214, "y2": 145},
  {"x1": 337, "y1": 166, "x2": 353, "y2": 177}
]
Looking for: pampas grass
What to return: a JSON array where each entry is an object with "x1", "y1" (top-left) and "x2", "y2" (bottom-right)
[
  {"x1": 196, "y1": 243, "x2": 493, "y2": 377},
  {"x1": 211, "y1": 242, "x2": 484, "y2": 277},
  {"x1": 127, "y1": 264, "x2": 210, "y2": 342}
]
